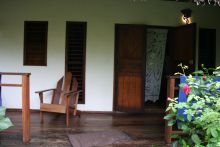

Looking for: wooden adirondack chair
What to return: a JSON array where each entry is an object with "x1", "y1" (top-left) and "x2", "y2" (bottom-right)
[{"x1": 35, "y1": 72, "x2": 81, "y2": 127}]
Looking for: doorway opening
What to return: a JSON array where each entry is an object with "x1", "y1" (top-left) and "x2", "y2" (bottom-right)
[
  {"x1": 145, "y1": 24, "x2": 196, "y2": 111},
  {"x1": 144, "y1": 27, "x2": 168, "y2": 110},
  {"x1": 198, "y1": 28, "x2": 216, "y2": 69},
  {"x1": 114, "y1": 24, "x2": 196, "y2": 113}
]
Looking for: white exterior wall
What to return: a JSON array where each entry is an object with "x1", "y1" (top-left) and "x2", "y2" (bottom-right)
[{"x1": 0, "y1": 0, "x2": 220, "y2": 111}]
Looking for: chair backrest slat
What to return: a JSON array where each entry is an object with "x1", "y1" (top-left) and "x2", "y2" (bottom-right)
[
  {"x1": 70, "y1": 78, "x2": 79, "y2": 107},
  {"x1": 61, "y1": 72, "x2": 72, "y2": 105},
  {"x1": 51, "y1": 77, "x2": 63, "y2": 104}
]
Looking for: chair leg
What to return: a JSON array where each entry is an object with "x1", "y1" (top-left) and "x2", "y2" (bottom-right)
[
  {"x1": 73, "y1": 109, "x2": 77, "y2": 116},
  {"x1": 77, "y1": 110, "x2": 81, "y2": 117},
  {"x1": 74, "y1": 109, "x2": 81, "y2": 117},
  {"x1": 66, "y1": 110, "x2": 70, "y2": 127},
  {"x1": 40, "y1": 111, "x2": 44, "y2": 123}
]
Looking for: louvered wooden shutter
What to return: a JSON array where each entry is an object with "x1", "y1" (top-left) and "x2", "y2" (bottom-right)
[
  {"x1": 24, "y1": 21, "x2": 48, "y2": 66},
  {"x1": 66, "y1": 22, "x2": 86, "y2": 104}
]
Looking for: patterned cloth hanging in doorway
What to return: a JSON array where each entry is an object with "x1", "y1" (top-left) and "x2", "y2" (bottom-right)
[{"x1": 145, "y1": 29, "x2": 168, "y2": 102}]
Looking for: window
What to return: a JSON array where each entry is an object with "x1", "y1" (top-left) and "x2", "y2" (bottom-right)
[
  {"x1": 23, "y1": 21, "x2": 48, "y2": 66},
  {"x1": 65, "y1": 21, "x2": 87, "y2": 104}
]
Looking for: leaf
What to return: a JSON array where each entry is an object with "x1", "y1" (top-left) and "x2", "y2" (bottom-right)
[
  {"x1": 187, "y1": 115, "x2": 192, "y2": 121},
  {"x1": 191, "y1": 134, "x2": 201, "y2": 144},
  {"x1": 209, "y1": 138, "x2": 218, "y2": 143},
  {"x1": 174, "y1": 72, "x2": 184, "y2": 76},
  {"x1": 187, "y1": 94, "x2": 194, "y2": 102},
  {"x1": 195, "y1": 145, "x2": 204, "y2": 147},
  {"x1": 164, "y1": 114, "x2": 174, "y2": 120},
  {"x1": 181, "y1": 124, "x2": 190, "y2": 133},
  {"x1": 181, "y1": 139, "x2": 187, "y2": 146},
  {"x1": 201, "y1": 64, "x2": 204, "y2": 68},
  {"x1": 168, "y1": 120, "x2": 176, "y2": 126},
  {"x1": 171, "y1": 134, "x2": 179, "y2": 139},
  {"x1": 216, "y1": 66, "x2": 220, "y2": 70},
  {"x1": 165, "y1": 107, "x2": 171, "y2": 112},
  {"x1": 178, "y1": 115, "x2": 185, "y2": 122},
  {"x1": 211, "y1": 128, "x2": 218, "y2": 138},
  {"x1": 0, "y1": 117, "x2": 13, "y2": 131},
  {"x1": 0, "y1": 107, "x2": 6, "y2": 119},
  {"x1": 0, "y1": 107, "x2": 13, "y2": 131},
  {"x1": 206, "y1": 127, "x2": 211, "y2": 135},
  {"x1": 192, "y1": 70, "x2": 204, "y2": 75},
  {"x1": 179, "y1": 83, "x2": 185, "y2": 88},
  {"x1": 171, "y1": 107, "x2": 177, "y2": 113},
  {"x1": 172, "y1": 141, "x2": 178, "y2": 147}
]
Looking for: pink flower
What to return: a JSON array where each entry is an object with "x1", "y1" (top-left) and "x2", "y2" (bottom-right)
[{"x1": 182, "y1": 84, "x2": 190, "y2": 95}]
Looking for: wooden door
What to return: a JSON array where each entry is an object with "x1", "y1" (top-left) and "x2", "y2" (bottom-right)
[
  {"x1": 114, "y1": 24, "x2": 145, "y2": 112},
  {"x1": 167, "y1": 23, "x2": 196, "y2": 75}
]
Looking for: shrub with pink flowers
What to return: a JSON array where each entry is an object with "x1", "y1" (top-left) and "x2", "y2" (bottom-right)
[{"x1": 164, "y1": 64, "x2": 220, "y2": 147}]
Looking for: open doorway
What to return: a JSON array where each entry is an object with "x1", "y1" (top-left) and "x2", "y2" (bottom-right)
[
  {"x1": 198, "y1": 28, "x2": 216, "y2": 69},
  {"x1": 114, "y1": 24, "x2": 196, "y2": 112},
  {"x1": 145, "y1": 24, "x2": 196, "y2": 109},
  {"x1": 144, "y1": 27, "x2": 169, "y2": 109}
]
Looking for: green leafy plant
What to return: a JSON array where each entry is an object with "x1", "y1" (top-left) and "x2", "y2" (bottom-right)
[
  {"x1": 0, "y1": 106, "x2": 13, "y2": 131},
  {"x1": 164, "y1": 64, "x2": 220, "y2": 147}
]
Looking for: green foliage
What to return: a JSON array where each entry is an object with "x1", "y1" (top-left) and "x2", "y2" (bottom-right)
[
  {"x1": 164, "y1": 65, "x2": 220, "y2": 146},
  {"x1": 0, "y1": 106, "x2": 13, "y2": 131}
]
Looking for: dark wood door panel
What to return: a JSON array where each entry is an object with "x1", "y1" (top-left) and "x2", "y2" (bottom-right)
[
  {"x1": 117, "y1": 59, "x2": 143, "y2": 73},
  {"x1": 114, "y1": 24, "x2": 145, "y2": 112},
  {"x1": 117, "y1": 25, "x2": 145, "y2": 70},
  {"x1": 167, "y1": 23, "x2": 196, "y2": 74},
  {"x1": 117, "y1": 73, "x2": 142, "y2": 112}
]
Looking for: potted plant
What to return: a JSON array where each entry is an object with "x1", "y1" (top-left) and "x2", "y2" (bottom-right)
[{"x1": 164, "y1": 64, "x2": 220, "y2": 147}]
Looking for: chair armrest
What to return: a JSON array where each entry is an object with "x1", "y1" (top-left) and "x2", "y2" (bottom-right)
[
  {"x1": 64, "y1": 90, "x2": 82, "y2": 97},
  {"x1": 65, "y1": 90, "x2": 82, "y2": 111},
  {"x1": 35, "y1": 88, "x2": 56, "y2": 94}
]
